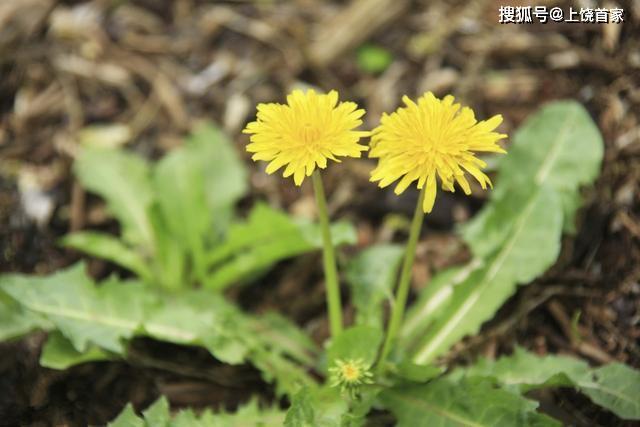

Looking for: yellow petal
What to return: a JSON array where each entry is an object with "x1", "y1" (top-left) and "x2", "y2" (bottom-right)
[{"x1": 422, "y1": 173, "x2": 437, "y2": 213}]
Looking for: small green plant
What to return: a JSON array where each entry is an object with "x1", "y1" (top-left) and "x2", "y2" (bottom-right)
[
  {"x1": 1, "y1": 93, "x2": 638, "y2": 426},
  {"x1": 356, "y1": 43, "x2": 394, "y2": 74},
  {"x1": 62, "y1": 123, "x2": 355, "y2": 291}
]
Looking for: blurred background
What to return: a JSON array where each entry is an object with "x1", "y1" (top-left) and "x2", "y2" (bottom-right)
[{"x1": 0, "y1": 0, "x2": 638, "y2": 425}]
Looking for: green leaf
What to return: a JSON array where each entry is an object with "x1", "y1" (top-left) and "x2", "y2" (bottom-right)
[
  {"x1": 496, "y1": 102, "x2": 602, "y2": 199},
  {"x1": 392, "y1": 362, "x2": 443, "y2": 383},
  {"x1": 40, "y1": 331, "x2": 111, "y2": 369},
  {"x1": 401, "y1": 263, "x2": 480, "y2": 346},
  {"x1": 145, "y1": 288, "x2": 317, "y2": 387},
  {"x1": 356, "y1": 44, "x2": 393, "y2": 74},
  {"x1": 345, "y1": 244, "x2": 404, "y2": 329},
  {"x1": 60, "y1": 232, "x2": 152, "y2": 281},
  {"x1": 206, "y1": 203, "x2": 300, "y2": 266},
  {"x1": 326, "y1": 325, "x2": 382, "y2": 369},
  {"x1": 250, "y1": 346, "x2": 317, "y2": 397},
  {"x1": 153, "y1": 139, "x2": 211, "y2": 281},
  {"x1": 463, "y1": 101, "x2": 603, "y2": 255},
  {"x1": 380, "y1": 378, "x2": 560, "y2": 427},
  {"x1": 452, "y1": 347, "x2": 587, "y2": 391},
  {"x1": 0, "y1": 264, "x2": 315, "y2": 397},
  {"x1": 190, "y1": 122, "x2": 248, "y2": 221},
  {"x1": 456, "y1": 348, "x2": 640, "y2": 420},
  {"x1": 148, "y1": 206, "x2": 187, "y2": 290},
  {"x1": 0, "y1": 293, "x2": 51, "y2": 341},
  {"x1": 144, "y1": 291, "x2": 250, "y2": 364},
  {"x1": 170, "y1": 409, "x2": 199, "y2": 426},
  {"x1": 252, "y1": 312, "x2": 317, "y2": 366},
  {"x1": 284, "y1": 387, "x2": 315, "y2": 427},
  {"x1": 407, "y1": 187, "x2": 563, "y2": 364},
  {"x1": 0, "y1": 264, "x2": 150, "y2": 353},
  {"x1": 204, "y1": 398, "x2": 286, "y2": 426},
  {"x1": 343, "y1": 389, "x2": 380, "y2": 427},
  {"x1": 285, "y1": 387, "x2": 349, "y2": 427},
  {"x1": 108, "y1": 403, "x2": 144, "y2": 427},
  {"x1": 584, "y1": 364, "x2": 640, "y2": 420},
  {"x1": 74, "y1": 147, "x2": 155, "y2": 248},
  {"x1": 141, "y1": 396, "x2": 170, "y2": 426},
  {"x1": 204, "y1": 203, "x2": 356, "y2": 290},
  {"x1": 109, "y1": 397, "x2": 285, "y2": 426}
]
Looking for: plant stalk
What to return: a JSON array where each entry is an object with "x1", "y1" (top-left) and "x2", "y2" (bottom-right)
[
  {"x1": 311, "y1": 171, "x2": 343, "y2": 337},
  {"x1": 377, "y1": 186, "x2": 426, "y2": 372}
]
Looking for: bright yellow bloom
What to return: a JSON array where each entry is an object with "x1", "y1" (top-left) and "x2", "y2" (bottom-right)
[
  {"x1": 244, "y1": 89, "x2": 368, "y2": 185},
  {"x1": 369, "y1": 92, "x2": 507, "y2": 213}
]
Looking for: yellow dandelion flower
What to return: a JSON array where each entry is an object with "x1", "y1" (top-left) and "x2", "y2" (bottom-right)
[
  {"x1": 369, "y1": 92, "x2": 507, "y2": 213},
  {"x1": 243, "y1": 89, "x2": 369, "y2": 185}
]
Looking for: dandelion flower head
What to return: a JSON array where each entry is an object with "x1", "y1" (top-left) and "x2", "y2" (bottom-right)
[
  {"x1": 369, "y1": 92, "x2": 507, "y2": 213},
  {"x1": 244, "y1": 89, "x2": 368, "y2": 185},
  {"x1": 329, "y1": 358, "x2": 374, "y2": 397}
]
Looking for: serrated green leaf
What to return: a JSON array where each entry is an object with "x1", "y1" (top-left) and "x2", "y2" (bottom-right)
[
  {"x1": 40, "y1": 331, "x2": 110, "y2": 369},
  {"x1": 141, "y1": 396, "x2": 170, "y2": 426},
  {"x1": 143, "y1": 291, "x2": 250, "y2": 364},
  {"x1": 345, "y1": 244, "x2": 404, "y2": 329},
  {"x1": 284, "y1": 387, "x2": 315, "y2": 427},
  {"x1": 74, "y1": 147, "x2": 155, "y2": 248},
  {"x1": 0, "y1": 264, "x2": 315, "y2": 397},
  {"x1": 285, "y1": 387, "x2": 349, "y2": 427},
  {"x1": 204, "y1": 203, "x2": 356, "y2": 290},
  {"x1": 380, "y1": 378, "x2": 561, "y2": 427},
  {"x1": 60, "y1": 232, "x2": 152, "y2": 281},
  {"x1": 109, "y1": 397, "x2": 285, "y2": 427},
  {"x1": 456, "y1": 348, "x2": 640, "y2": 420},
  {"x1": 0, "y1": 264, "x2": 150, "y2": 353},
  {"x1": 170, "y1": 409, "x2": 199, "y2": 426},
  {"x1": 253, "y1": 312, "x2": 317, "y2": 366},
  {"x1": 407, "y1": 187, "x2": 563, "y2": 364},
  {"x1": 145, "y1": 289, "x2": 316, "y2": 380},
  {"x1": 250, "y1": 346, "x2": 316, "y2": 397},
  {"x1": 207, "y1": 398, "x2": 286, "y2": 427}
]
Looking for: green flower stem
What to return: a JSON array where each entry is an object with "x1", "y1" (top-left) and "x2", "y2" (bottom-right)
[
  {"x1": 311, "y1": 171, "x2": 343, "y2": 337},
  {"x1": 377, "y1": 186, "x2": 426, "y2": 372}
]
